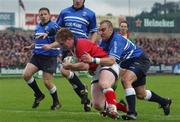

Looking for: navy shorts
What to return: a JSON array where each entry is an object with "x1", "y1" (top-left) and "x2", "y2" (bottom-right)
[
  {"x1": 120, "y1": 53, "x2": 151, "y2": 87},
  {"x1": 30, "y1": 54, "x2": 57, "y2": 73}
]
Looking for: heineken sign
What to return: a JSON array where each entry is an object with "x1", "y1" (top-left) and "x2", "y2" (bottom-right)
[
  {"x1": 144, "y1": 18, "x2": 174, "y2": 28},
  {"x1": 127, "y1": 16, "x2": 180, "y2": 33}
]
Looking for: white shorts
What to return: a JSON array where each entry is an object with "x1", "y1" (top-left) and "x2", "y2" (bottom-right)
[{"x1": 91, "y1": 63, "x2": 120, "y2": 84}]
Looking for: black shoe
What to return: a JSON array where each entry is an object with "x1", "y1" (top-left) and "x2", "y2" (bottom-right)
[
  {"x1": 106, "y1": 104, "x2": 120, "y2": 120},
  {"x1": 83, "y1": 99, "x2": 91, "y2": 112},
  {"x1": 51, "y1": 101, "x2": 61, "y2": 110},
  {"x1": 100, "y1": 110, "x2": 108, "y2": 117},
  {"x1": 81, "y1": 93, "x2": 91, "y2": 112},
  {"x1": 81, "y1": 86, "x2": 91, "y2": 112},
  {"x1": 32, "y1": 94, "x2": 45, "y2": 108},
  {"x1": 160, "y1": 98, "x2": 172, "y2": 115},
  {"x1": 122, "y1": 112, "x2": 137, "y2": 120}
]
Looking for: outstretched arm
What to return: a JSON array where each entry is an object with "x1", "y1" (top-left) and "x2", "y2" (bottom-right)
[
  {"x1": 42, "y1": 41, "x2": 59, "y2": 50},
  {"x1": 62, "y1": 62, "x2": 89, "y2": 71},
  {"x1": 23, "y1": 43, "x2": 35, "y2": 51}
]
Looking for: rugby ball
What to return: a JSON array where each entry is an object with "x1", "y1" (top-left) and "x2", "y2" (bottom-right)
[{"x1": 63, "y1": 56, "x2": 77, "y2": 63}]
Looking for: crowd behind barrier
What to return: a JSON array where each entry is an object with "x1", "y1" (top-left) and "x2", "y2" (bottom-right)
[
  {"x1": 135, "y1": 37, "x2": 180, "y2": 65},
  {"x1": 0, "y1": 30, "x2": 33, "y2": 67},
  {"x1": 0, "y1": 30, "x2": 180, "y2": 68}
]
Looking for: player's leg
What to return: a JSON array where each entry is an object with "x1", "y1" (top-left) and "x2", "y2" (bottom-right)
[
  {"x1": 43, "y1": 72, "x2": 61, "y2": 110},
  {"x1": 91, "y1": 82, "x2": 106, "y2": 111},
  {"x1": 23, "y1": 62, "x2": 44, "y2": 108},
  {"x1": 121, "y1": 70, "x2": 137, "y2": 120},
  {"x1": 135, "y1": 85, "x2": 172, "y2": 115},
  {"x1": 60, "y1": 67, "x2": 91, "y2": 112},
  {"x1": 98, "y1": 67, "x2": 120, "y2": 119},
  {"x1": 121, "y1": 53, "x2": 151, "y2": 120},
  {"x1": 41, "y1": 55, "x2": 61, "y2": 110}
]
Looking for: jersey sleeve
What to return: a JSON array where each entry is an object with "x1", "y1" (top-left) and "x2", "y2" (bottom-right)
[
  {"x1": 56, "y1": 11, "x2": 64, "y2": 28},
  {"x1": 45, "y1": 22, "x2": 59, "y2": 36},
  {"x1": 88, "y1": 12, "x2": 97, "y2": 33},
  {"x1": 109, "y1": 38, "x2": 126, "y2": 63}
]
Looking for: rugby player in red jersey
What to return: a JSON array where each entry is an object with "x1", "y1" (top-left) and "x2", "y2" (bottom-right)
[{"x1": 43, "y1": 28, "x2": 127, "y2": 119}]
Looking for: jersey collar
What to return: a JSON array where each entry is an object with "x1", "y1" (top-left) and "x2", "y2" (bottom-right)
[
  {"x1": 40, "y1": 20, "x2": 51, "y2": 26},
  {"x1": 72, "y1": 5, "x2": 85, "y2": 11},
  {"x1": 106, "y1": 31, "x2": 115, "y2": 42}
]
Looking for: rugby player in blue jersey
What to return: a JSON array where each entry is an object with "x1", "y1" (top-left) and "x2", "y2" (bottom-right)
[
  {"x1": 56, "y1": 0, "x2": 98, "y2": 112},
  {"x1": 23, "y1": 7, "x2": 61, "y2": 110},
  {"x1": 82, "y1": 20, "x2": 172, "y2": 120}
]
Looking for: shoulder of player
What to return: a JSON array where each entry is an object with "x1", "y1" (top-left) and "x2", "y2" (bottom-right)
[
  {"x1": 109, "y1": 33, "x2": 127, "y2": 47},
  {"x1": 77, "y1": 38, "x2": 89, "y2": 44},
  {"x1": 114, "y1": 33, "x2": 126, "y2": 41},
  {"x1": 76, "y1": 39, "x2": 92, "y2": 47},
  {"x1": 83, "y1": 7, "x2": 96, "y2": 15},
  {"x1": 60, "y1": 7, "x2": 72, "y2": 14},
  {"x1": 47, "y1": 21, "x2": 57, "y2": 26}
]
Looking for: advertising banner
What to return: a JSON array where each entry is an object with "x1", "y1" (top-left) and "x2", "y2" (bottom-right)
[
  {"x1": 0, "y1": 12, "x2": 15, "y2": 25},
  {"x1": 25, "y1": 13, "x2": 58, "y2": 25},
  {"x1": 127, "y1": 16, "x2": 180, "y2": 33}
]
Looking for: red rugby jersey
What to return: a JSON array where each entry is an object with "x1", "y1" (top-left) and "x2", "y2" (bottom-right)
[{"x1": 75, "y1": 38, "x2": 108, "y2": 71}]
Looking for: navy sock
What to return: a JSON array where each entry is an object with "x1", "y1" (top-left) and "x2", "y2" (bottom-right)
[
  {"x1": 28, "y1": 79, "x2": 43, "y2": 97},
  {"x1": 149, "y1": 91, "x2": 167, "y2": 106},
  {"x1": 68, "y1": 73, "x2": 85, "y2": 98},
  {"x1": 126, "y1": 95, "x2": 136, "y2": 114},
  {"x1": 51, "y1": 91, "x2": 59, "y2": 103}
]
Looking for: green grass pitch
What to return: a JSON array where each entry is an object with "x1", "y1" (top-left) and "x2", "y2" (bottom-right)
[{"x1": 0, "y1": 75, "x2": 180, "y2": 122}]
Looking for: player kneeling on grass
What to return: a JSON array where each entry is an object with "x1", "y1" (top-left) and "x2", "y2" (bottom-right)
[{"x1": 43, "y1": 28, "x2": 127, "y2": 120}]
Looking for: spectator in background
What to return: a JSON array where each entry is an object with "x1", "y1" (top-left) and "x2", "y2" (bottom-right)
[
  {"x1": 23, "y1": 7, "x2": 61, "y2": 110},
  {"x1": 119, "y1": 20, "x2": 129, "y2": 39},
  {"x1": 0, "y1": 31, "x2": 33, "y2": 67},
  {"x1": 0, "y1": 31, "x2": 179, "y2": 68},
  {"x1": 135, "y1": 37, "x2": 180, "y2": 65}
]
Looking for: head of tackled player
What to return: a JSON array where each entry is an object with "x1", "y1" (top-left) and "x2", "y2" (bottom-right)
[{"x1": 55, "y1": 28, "x2": 74, "y2": 49}]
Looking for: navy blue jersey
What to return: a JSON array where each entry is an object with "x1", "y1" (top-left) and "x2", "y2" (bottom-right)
[
  {"x1": 99, "y1": 32, "x2": 143, "y2": 64},
  {"x1": 56, "y1": 6, "x2": 97, "y2": 38},
  {"x1": 33, "y1": 21, "x2": 60, "y2": 56}
]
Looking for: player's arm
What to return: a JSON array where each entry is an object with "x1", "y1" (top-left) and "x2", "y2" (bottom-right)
[
  {"x1": 88, "y1": 12, "x2": 98, "y2": 43},
  {"x1": 81, "y1": 52, "x2": 115, "y2": 66},
  {"x1": 62, "y1": 62, "x2": 89, "y2": 71},
  {"x1": 23, "y1": 43, "x2": 35, "y2": 51},
  {"x1": 42, "y1": 41, "x2": 59, "y2": 50},
  {"x1": 89, "y1": 32, "x2": 97, "y2": 43},
  {"x1": 36, "y1": 23, "x2": 59, "y2": 39}
]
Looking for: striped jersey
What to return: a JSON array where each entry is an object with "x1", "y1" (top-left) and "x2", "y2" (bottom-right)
[
  {"x1": 33, "y1": 21, "x2": 60, "y2": 56},
  {"x1": 56, "y1": 6, "x2": 97, "y2": 38},
  {"x1": 99, "y1": 32, "x2": 143, "y2": 64}
]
